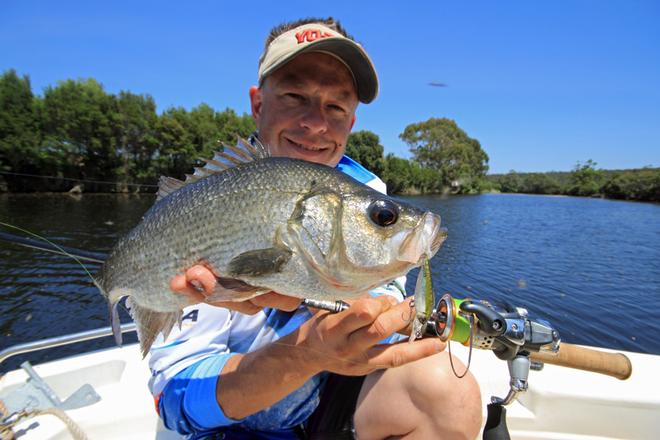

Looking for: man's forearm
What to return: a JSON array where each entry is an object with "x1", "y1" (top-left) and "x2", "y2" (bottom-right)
[{"x1": 216, "y1": 329, "x2": 319, "y2": 420}]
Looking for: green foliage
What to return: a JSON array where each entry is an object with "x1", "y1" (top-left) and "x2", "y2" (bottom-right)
[
  {"x1": 497, "y1": 170, "x2": 522, "y2": 193},
  {"x1": 400, "y1": 117, "x2": 489, "y2": 193},
  {"x1": 41, "y1": 78, "x2": 119, "y2": 183},
  {"x1": 1, "y1": 69, "x2": 656, "y2": 203},
  {"x1": 346, "y1": 130, "x2": 384, "y2": 175},
  {"x1": 601, "y1": 168, "x2": 660, "y2": 202},
  {"x1": 382, "y1": 154, "x2": 413, "y2": 194},
  {"x1": 114, "y1": 91, "x2": 159, "y2": 186},
  {"x1": 567, "y1": 160, "x2": 603, "y2": 197},
  {"x1": 521, "y1": 173, "x2": 562, "y2": 195},
  {"x1": 0, "y1": 70, "x2": 41, "y2": 173},
  {"x1": 489, "y1": 166, "x2": 659, "y2": 202},
  {"x1": 0, "y1": 69, "x2": 257, "y2": 191}
]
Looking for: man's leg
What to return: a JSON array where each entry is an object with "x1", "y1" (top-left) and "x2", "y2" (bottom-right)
[{"x1": 354, "y1": 352, "x2": 482, "y2": 440}]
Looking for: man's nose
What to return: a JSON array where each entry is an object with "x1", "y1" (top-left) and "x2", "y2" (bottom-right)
[{"x1": 300, "y1": 103, "x2": 328, "y2": 134}]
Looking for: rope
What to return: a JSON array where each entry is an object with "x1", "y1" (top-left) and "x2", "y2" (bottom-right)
[
  {"x1": 32, "y1": 408, "x2": 89, "y2": 440},
  {"x1": 0, "y1": 401, "x2": 89, "y2": 440}
]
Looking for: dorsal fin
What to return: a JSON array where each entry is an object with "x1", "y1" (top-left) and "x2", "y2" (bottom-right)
[
  {"x1": 157, "y1": 176, "x2": 185, "y2": 201},
  {"x1": 156, "y1": 136, "x2": 270, "y2": 201}
]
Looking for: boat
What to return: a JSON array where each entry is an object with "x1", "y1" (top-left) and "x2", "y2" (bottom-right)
[{"x1": 1, "y1": 324, "x2": 659, "y2": 440}]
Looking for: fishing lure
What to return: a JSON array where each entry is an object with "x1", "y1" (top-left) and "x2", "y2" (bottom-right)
[{"x1": 409, "y1": 257, "x2": 434, "y2": 342}]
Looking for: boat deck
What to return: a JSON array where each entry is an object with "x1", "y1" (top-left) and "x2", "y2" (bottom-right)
[{"x1": 1, "y1": 342, "x2": 659, "y2": 439}]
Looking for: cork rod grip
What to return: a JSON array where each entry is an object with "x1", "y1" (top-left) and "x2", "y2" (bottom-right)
[{"x1": 530, "y1": 343, "x2": 632, "y2": 380}]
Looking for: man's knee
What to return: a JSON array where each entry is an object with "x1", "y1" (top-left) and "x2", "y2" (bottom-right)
[
  {"x1": 355, "y1": 352, "x2": 483, "y2": 439},
  {"x1": 407, "y1": 352, "x2": 483, "y2": 439}
]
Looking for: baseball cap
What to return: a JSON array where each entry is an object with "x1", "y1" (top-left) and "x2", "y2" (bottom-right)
[{"x1": 258, "y1": 23, "x2": 379, "y2": 103}]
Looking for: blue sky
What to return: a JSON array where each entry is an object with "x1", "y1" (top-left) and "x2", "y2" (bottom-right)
[{"x1": 2, "y1": 1, "x2": 658, "y2": 173}]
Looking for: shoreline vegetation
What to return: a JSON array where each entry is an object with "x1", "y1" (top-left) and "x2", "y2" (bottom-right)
[{"x1": 1, "y1": 70, "x2": 658, "y2": 203}]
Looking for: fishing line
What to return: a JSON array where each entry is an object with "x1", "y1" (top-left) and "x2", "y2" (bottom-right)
[
  {"x1": 0, "y1": 222, "x2": 143, "y2": 344},
  {"x1": 0, "y1": 170, "x2": 158, "y2": 188},
  {"x1": 0, "y1": 222, "x2": 98, "y2": 284},
  {"x1": 447, "y1": 313, "x2": 474, "y2": 378}
]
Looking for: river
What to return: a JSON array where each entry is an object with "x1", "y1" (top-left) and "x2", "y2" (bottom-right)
[{"x1": 1, "y1": 193, "x2": 659, "y2": 372}]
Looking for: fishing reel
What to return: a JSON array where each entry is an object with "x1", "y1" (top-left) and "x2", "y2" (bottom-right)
[
  {"x1": 425, "y1": 293, "x2": 560, "y2": 360},
  {"x1": 417, "y1": 294, "x2": 560, "y2": 407},
  {"x1": 416, "y1": 294, "x2": 562, "y2": 439}
]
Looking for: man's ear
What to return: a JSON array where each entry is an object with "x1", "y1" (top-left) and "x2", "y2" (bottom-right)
[
  {"x1": 350, "y1": 114, "x2": 356, "y2": 130},
  {"x1": 249, "y1": 86, "x2": 262, "y2": 123}
]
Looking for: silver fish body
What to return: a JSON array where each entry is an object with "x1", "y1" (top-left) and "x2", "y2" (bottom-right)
[{"x1": 98, "y1": 155, "x2": 446, "y2": 355}]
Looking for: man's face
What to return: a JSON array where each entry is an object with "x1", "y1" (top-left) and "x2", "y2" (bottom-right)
[{"x1": 250, "y1": 52, "x2": 359, "y2": 167}]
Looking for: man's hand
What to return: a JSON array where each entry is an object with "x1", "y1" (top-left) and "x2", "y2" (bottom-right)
[
  {"x1": 295, "y1": 296, "x2": 445, "y2": 376},
  {"x1": 170, "y1": 264, "x2": 301, "y2": 314}
]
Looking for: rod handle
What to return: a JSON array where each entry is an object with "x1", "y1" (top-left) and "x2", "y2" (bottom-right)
[{"x1": 530, "y1": 343, "x2": 632, "y2": 380}]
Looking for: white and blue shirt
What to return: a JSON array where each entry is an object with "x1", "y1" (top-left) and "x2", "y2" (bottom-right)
[{"x1": 148, "y1": 156, "x2": 406, "y2": 439}]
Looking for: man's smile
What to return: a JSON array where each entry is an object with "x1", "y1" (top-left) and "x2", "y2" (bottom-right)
[{"x1": 282, "y1": 136, "x2": 335, "y2": 160}]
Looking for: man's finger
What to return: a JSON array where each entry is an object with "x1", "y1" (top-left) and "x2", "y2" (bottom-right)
[
  {"x1": 347, "y1": 297, "x2": 414, "y2": 347},
  {"x1": 364, "y1": 338, "x2": 445, "y2": 369},
  {"x1": 328, "y1": 296, "x2": 395, "y2": 336},
  {"x1": 170, "y1": 274, "x2": 206, "y2": 303},
  {"x1": 185, "y1": 265, "x2": 217, "y2": 294}
]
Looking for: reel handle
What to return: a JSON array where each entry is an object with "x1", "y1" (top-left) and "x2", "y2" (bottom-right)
[{"x1": 530, "y1": 343, "x2": 632, "y2": 380}]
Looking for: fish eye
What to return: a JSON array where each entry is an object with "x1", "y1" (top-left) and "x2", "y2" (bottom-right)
[{"x1": 368, "y1": 200, "x2": 399, "y2": 227}]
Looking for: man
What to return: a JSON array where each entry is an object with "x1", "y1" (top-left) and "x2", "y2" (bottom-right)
[{"x1": 150, "y1": 18, "x2": 482, "y2": 439}]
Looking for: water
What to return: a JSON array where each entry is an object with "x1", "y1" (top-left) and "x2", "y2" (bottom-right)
[{"x1": 1, "y1": 193, "x2": 659, "y2": 372}]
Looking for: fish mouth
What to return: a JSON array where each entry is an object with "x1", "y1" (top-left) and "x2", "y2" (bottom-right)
[{"x1": 396, "y1": 212, "x2": 446, "y2": 264}]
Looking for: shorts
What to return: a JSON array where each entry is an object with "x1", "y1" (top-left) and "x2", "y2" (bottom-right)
[{"x1": 297, "y1": 374, "x2": 367, "y2": 440}]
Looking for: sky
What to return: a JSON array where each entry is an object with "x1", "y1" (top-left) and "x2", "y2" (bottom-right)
[{"x1": 1, "y1": 0, "x2": 658, "y2": 174}]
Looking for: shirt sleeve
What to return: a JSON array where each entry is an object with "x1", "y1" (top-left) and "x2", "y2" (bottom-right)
[
  {"x1": 158, "y1": 353, "x2": 241, "y2": 434},
  {"x1": 149, "y1": 304, "x2": 241, "y2": 434},
  {"x1": 150, "y1": 305, "x2": 321, "y2": 435}
]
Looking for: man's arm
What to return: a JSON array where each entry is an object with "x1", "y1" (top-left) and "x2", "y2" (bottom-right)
[{"x1": 216, "y1": 296, "x2": 445, "y2": 420}]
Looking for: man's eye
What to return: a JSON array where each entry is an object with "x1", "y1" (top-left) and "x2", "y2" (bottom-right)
[
  {"x1": 284, "y1": 93, "x2": 304, "y2": 101},
  {"x1": 328, "y1": 104, "x2": 346, "y2": 113}
]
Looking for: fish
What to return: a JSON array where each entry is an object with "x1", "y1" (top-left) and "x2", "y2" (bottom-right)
[{"x1": 96, "y1": 138, "x2": 447, "y2": 356}]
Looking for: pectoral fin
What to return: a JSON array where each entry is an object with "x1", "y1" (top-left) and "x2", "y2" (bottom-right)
[
  {"x1": 227, "y1": 247, "x2": 292, "y2": 277},
  {"x1": 203, "y1": 277, "x2": 266, "y2": 303}
]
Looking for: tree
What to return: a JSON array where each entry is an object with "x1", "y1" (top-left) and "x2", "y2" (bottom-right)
[
  {"x1": 0, "y1": 69, "x2": 41, "y2": 174},
  {"x1": 215, "y1": 108, "x2": 256, "y2": 146},
  {"x1": 114, "y1": 91, "x2": 159, "y2": 186},
  {"x1": 41, "y1": 78, "x2": 119, "y2": 183},
  {"x1": 602, "y1": 168, "x2": 660, "y2": 202},
  {"x1": 400, "y1": 118, "x2": 489, "y2": 193},
  {"x1": 520, "y1": 173, "x2": 561, "y2": 194},
  {"x1": 497, "y1": 171, "x2": 522, "y2": 193},
  {"x1": 154, "y1": 107, "x2": 195, "y2": 179},
  {"x1": 346, "y1": 130, "x2": 384, "y2": 176},
  {"x1": 382, "y1": 154, "x2": 414, "y2": 194},
  {"x1": 567, "y1": 160, "x2": 603, "y2": 196}
]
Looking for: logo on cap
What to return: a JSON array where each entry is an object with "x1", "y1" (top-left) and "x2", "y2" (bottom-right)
[{"x1": 295, "y1": 29, "x2": 334, "y2": 44}]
